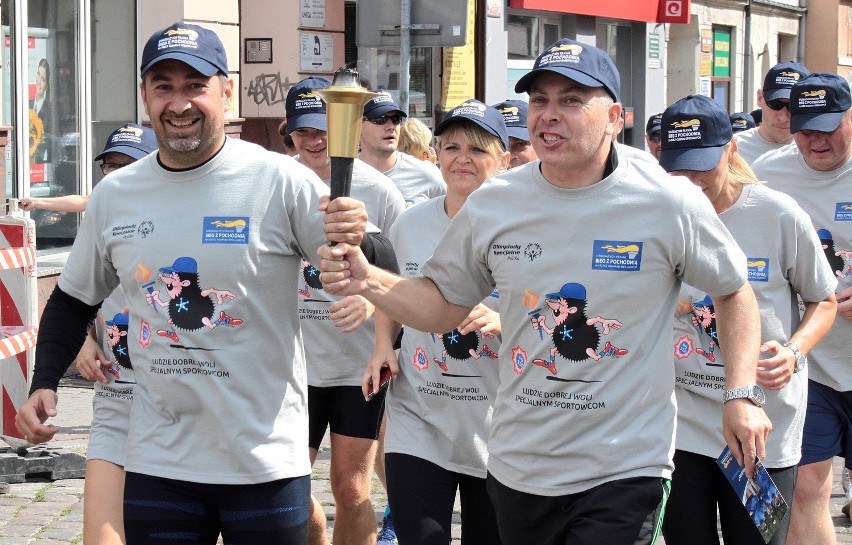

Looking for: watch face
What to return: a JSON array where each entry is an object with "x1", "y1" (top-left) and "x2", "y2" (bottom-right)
[{"x1": 750, "y1": 384, "x2": 766, "y2": 406}]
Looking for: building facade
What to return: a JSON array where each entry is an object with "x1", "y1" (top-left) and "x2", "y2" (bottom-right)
[{"x1": 1, "y1": 0, "x2": 820, "y2": 299}]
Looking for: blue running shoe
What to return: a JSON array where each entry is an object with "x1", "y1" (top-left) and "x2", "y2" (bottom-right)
[{"x1": 377, "y1": 510, "x2": 398, "y2": 545}]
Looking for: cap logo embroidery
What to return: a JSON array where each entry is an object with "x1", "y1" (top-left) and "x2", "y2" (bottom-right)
[
  {"x1": 499, "y1": 106, "x2": 519, "y2": 115},
  {"x1": 158, "y1": 28, "x2": 200, "y2": 52},
  {"x1": 540, "y1": 43, "x2": 583, "y2": 67},
  {"x1": 117, "y1": 126, "x2": 144, "y2": 136},
  {"x1": 453, "y1": 101, "x2": 487, "y2": 118},
  {"x1": 672, "y1": 119, "x2": 700, "y2": 129},
  {"x1": 668, "y1": 119, "x2": 703, "y2": 143},
  {"x1": 373, "y1": 93, "x2": 393, "y2": 104}
]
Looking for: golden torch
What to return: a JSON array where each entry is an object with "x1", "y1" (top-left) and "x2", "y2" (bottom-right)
[{"x1": 314, "y1": 68, "x2": 380, "y2": 200}]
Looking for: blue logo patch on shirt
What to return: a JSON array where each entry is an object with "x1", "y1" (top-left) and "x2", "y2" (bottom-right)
[
  {"x1": 202, "y1": 217, "x2": 250, "y2": 244},
  {"x1": 591, "y1": 240, "x2": 643, "y2": 271},
  {"x1": 747, "y1": 257, "x2": 769, "y2": 282},
  {"x1": 835, "y1": 203, "x2": 852, "y2": 221}
]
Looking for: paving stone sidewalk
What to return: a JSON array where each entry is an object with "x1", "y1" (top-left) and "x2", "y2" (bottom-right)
[{"x1": 2, "y1": 386, "x2": 852, "y2": 543}]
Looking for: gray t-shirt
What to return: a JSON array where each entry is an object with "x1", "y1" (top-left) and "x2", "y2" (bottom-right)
[
  {"x1": 60, "y1": 138, "x2": 334, "y2": 484},
  {"x1": 385, "y1": 196, "x2": 500, "y2": 478},
  {"x1": 301, "y1": 158, "x2": 405, "y2": 387},
  {"x1": 754, "y1": 144, "x2": 852, "y2": 391},
  {"x1": 383, "y1": 152, "x2": 447, "y2": 207},
  {"x1": 736, "y1": 127, "x2": 788, "y2": 165},
  {"x1": 423, "y1": 156, "x2": 746, "y2": 496},
  {"x1": 421, "y1": 157, "x2": 748, "y2": 496},
  {"x1": 673, "y1": 183, "x2": 836, "y2": 467}
]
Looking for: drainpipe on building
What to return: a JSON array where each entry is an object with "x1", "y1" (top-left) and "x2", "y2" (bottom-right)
[
  {"x1": 743, "y1": 0, "x2": 752, "y2": 111},
  {"x1": 798, "y1": 0, "x2": 807, "y2": 65}
]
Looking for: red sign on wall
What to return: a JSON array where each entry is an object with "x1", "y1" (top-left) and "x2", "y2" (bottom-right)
[{"x1": 508, "y1": 0, "x2": 690, "y2": 24}]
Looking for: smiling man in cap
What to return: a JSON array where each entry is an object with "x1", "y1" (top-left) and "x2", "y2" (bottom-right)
[
  {"x1": 15, "y1": 21, "x2": 386, "y2": 545},
  {"x1": 737, "y1": 60, "x2": 810, "y2": 164},
  {"x1": 315, "y1": 37, "x2": 768, "y2": 545},
  {"x1": 753, "y1": 72, "x2": 852, "y2": 545}
]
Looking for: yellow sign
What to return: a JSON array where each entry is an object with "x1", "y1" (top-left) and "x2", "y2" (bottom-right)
[
  {"x1": 700, "y1": 53, "x2": 712, "y2": 77},
  {"x1": 441, "y1": 0, "x2": 476, "y2": 110}
]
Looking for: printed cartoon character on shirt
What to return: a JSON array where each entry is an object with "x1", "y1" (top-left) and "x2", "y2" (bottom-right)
[
  {"x1": 430, "y1": 327, "x2": 498, "y2": 372},
  {"x1": 689, "y1": 295, "x2": 721, "y2": 364},
  {"x1": 103, "y1": 312, "x2": 131, "y2": 380},
  {"x1": 818, "y1": 228, "x2": 852, "y2": 279},
  {"x1": 529, "y1": 282, "x2": 627, "y2": 374},
  {"x1": 146, "y1": 256, "x2": 243, "y2": 343},
  {"x1": 298, "y1": 258, "x2": 324, "y2": 298}
]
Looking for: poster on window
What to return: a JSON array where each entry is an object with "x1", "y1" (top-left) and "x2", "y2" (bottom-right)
[
  {"x1": 3, "y1": 27, "x2": 54, "y2": 191},
  {"x1": 300, "y1": 33, "x2": 333, "y2": 72}
]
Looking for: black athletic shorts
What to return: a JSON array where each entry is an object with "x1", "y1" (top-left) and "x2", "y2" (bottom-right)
[{"x1": 308, "y1": 385, "x2": 386, "y2": 449}]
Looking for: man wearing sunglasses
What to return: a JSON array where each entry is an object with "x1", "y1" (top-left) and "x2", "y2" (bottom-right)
[
  {"x1": 359, "y1": 92, "x2": 445, "y2": 208},
  {"x1": 644, "y1": 113, "x2": 663, "y2": 160},
  {"x1": 737, "y1": 61, "x2": 810, "y2": 164}
]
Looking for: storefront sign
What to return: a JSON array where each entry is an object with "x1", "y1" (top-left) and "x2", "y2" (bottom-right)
[
  {"x1": 300, "y1": 33, "x2": 333, "y2": 72},
  {"x1": 507, "y1": 0, "x2": 690, "y2": 24},
  {"x1": 713, "y1": 30, "x2": 730, "y2": 78},
  {"x1": 701, "y1": 29, "x2": 712, "y2": 53},
  {"x1": 700, "y1": 53, "x2": 713, "y2": 77},
  {"x1": 648, "y1": 33, "x2": 660, "y2": 69},
  {"x1": 441, "y1": 0, "x2": 476, "y2": 110},
  {"x1": 301, "y1": 0, "x2": 326, "y2": 28}
]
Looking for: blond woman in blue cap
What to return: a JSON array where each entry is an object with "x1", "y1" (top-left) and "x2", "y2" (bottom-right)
[
  {"x1": 660, "y1": 94, "x2": 837, "y2": 545},
  {"x1": 365, "y1": 99, "x2": 508, "y2": 545}
]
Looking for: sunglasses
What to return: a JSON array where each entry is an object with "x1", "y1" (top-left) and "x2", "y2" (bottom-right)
[
  {"x1": 365, "y1": 114, "x2": 404, "y2": 126},
  {"x1": 100, "y1": 162, "x2": 133, "y2": 175},
  {"x1": 648, "y1": 134, "x2": 661, "y2": 144},
  {"x1": 765, "y1": 99, "x2": 789, "y2": 111}
]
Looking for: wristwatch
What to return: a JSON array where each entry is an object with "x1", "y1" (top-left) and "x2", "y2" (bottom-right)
[
  {"x1": 723, "y1": 384, "x2": 766, "y2": 407},
  {"x1": 784, "y1": 341, "x2": 806, "y2": 373}
]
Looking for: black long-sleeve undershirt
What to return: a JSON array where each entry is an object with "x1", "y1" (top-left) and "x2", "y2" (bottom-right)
[{"x1": 29, "y1": 287, "x2": 100, "y2": 394}]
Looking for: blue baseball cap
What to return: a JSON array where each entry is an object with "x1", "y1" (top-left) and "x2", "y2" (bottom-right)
[
  {"x1": 730, "y1": 112, "x2": 756, "y2": 134},
  {"x1": 141, "y1": 22, "x2": 228, "y2": 78},
  {"x1": 106, "y1": 313, "x2": 129, "y2": 328},
  {"x1": 646, "y1": 113, "x2": 663, "y2": 136},
  {"x1": 160, "y1": 256, "x2": 198, "y2": 275},
  {"x1": 659, "y1": 95, "x2": 733, "y2": 173},
  {"x1": 285, "y1": 77, "x2": 330, "y2": 134},
  {"x1": 546, "y1": 283, "x2": 587, "y2": 301},
  {"x1": 94, "y1": 123, "x2": 157, "y2": 161},
  {"x1": 492, "y1": 100, "x2": 530, "y2": 142},
  {"x1": 435, "y1": 100, "x2": 509, "y2": 151},
  {"x1": 514, "y1": 39, "x2": 620, "y2": 103},
  {"x1": 363, "y1": 92, "x2": 407, "y2": 120},
  {"x1": 762, "y1": 61, "x2": 810, "y2": 101},
  {"x1": 789, "y1": 73, "x2": 852, "y2": 134}
]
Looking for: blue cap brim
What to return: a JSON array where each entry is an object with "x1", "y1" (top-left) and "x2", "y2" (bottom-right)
[
  {"x1": 791, "y1": 111, "x2": 845, "y2": 134},
  {"x1": 365, "y1": 104, "x2": 407, "y2": 119},
  {"x1": 515, "y1": 67, "x2": 614, "y2": 100},
  {"x1": 659, "y1": 145, "x2": 725, "y2": 173},
  {"x1": 286, "y1": 113, "x2": 328, "y2": 134},
  {"x1": 141, "y1": 52, "x2": 222, "y2": 78},
  {"x1": 435, "y1": 116, "x2": 508, "y2": 151},
  {"x1": 94, "y1": 145, "x2": 154, "y2": 162},
  {"x1": 762, "y1": 88, "x2": 792, "y2": 102},
  {"x1": 506, "y1": 126, "x2": 530, "y2": 141}
]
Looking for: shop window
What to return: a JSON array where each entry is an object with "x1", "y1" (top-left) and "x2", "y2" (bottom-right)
[{"x1": 24, "y1": 0, "x2": 81, "y2": 250}]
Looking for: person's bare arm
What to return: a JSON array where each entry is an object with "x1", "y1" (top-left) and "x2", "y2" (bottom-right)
[
  {"x1": 758, "y1": 294, "x2": 837, "y2": 389},
  {"x1": 714, "y1": 283, "x2": 773, "y2": 476},
  {"x1": 20, "y1": 195, "x2": 88, "y2": 213},
  {"x1": 317, "y1": 241, "x2": 473, "y2": 333}
]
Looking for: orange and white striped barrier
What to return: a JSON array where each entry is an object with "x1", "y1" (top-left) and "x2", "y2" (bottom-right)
[{"x1": 0, "y1": 200, "x2": 37, "y2": 439}]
